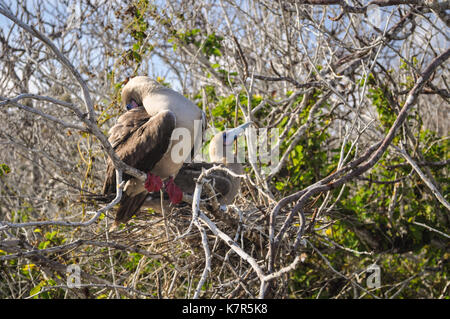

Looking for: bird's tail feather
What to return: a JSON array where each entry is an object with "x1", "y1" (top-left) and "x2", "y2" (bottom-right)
[
  {"x1": 77, "y1": 193, "x2": 116, "y2": 204},
  {"x1": 113, "y1": 192, "x2": 148, "y2": 227}
]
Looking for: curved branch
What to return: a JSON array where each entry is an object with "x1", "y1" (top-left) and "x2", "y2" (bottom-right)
[
  {"x1": 0, "y1": 169, "x2": 123, "y2": 231},
  {"x1": 0, "y1": 5, "x2": 95, "y2": 120}
]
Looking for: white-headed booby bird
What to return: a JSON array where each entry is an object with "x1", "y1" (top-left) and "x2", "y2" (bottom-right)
[
  {"x1": 142, "y1": 121, "x2": 252, "y2": 212},
  {"x1": 102, "y1": 76, "x2": 205, "y2": 226}
]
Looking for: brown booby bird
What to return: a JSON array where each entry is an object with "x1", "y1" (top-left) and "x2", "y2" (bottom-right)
[
  {"x1": 102, "y1": 76, "x2": 205, "y2": 227},
  {"x1": 142, "y1": 122, "x2": 252, "y2": 213}
]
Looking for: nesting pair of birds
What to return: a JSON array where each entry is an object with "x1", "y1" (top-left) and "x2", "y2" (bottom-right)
[{"x1": 101, "y1": 76, "x2": 251, "y2": 227}]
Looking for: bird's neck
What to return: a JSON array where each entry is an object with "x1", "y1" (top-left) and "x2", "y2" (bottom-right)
[{"x1": 211, "y1": 148, "x2": 236, "y2": 165}]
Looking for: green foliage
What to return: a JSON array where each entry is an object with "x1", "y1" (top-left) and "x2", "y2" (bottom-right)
[
  {"x1": 124, "y1": 252, "x2": 144, "y2": 271},
  {"x1": 0, "y1": 163, "x2": 10, "y2": 176},
  {"x1": 37, "y1": 229, "x2": 67, "y2": 250},
  {"x1": 169, "y1": 28, "x2": 223, "y2": 58},
  {"x1": 207, "y1": 92, "x2": 261, "y2": 130},
  {"x1": 10, "y1": 204, "x2": 33, "y2": 223},
  {"x1": 270, "y1": 84, "x2": 449, "y2": 298},
  {"x1": 275, "y1": 90, "x2": 331, "y2": 194},
  {"x1": 29, "y1": 279, "x2": 61, "y2": 299},
  {"x1": 121, "y1": 0, "x2": 153, "y2": 66},
  {"x1": 169, "y1": 27, "x2": 227, "y2": 82},
  {"x1": 366, "y1": 74, "x2": 396, "y2": 130}
]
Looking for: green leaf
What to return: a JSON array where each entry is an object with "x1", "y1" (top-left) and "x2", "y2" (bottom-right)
[
  {"x1": 0, "y1": 163, "x2": 10, "y2": 176},
  {"x1": 39, "y1": 241, "x2": 50, "y2": 250},
  {"x1": 132, "y1": 42, "x2": 140, "y2": 51},
  {"x1": 30, "y1": 283, "x2": 43, "y2": 297}
]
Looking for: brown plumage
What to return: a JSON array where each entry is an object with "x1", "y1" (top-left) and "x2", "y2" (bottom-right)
[
  {"x1": 102, "y1": 108, "x2": 175, "y2": 224},
  {"x1": 101, "y1": 76, "x2": 205, "y2": 227},
  {"x1": 121, "y1": 76, "x2": 205, "y2": 180}
]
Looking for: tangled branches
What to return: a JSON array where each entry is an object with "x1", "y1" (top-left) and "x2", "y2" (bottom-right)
[{"x1": 1, "y1": 0, "x2": 449, "y2": 299}]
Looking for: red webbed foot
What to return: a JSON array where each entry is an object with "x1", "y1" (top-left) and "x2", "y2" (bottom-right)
[
  {"x1": 164, "y1": 177, "x2": 183, "y2": 204},
  {"x1": 145, "y1": 172, "x2": 163, "y2": 192}
]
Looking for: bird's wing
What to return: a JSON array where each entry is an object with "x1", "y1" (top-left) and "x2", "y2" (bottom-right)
[
  {"x1": 102, "y1": 109, "x2": 176, "y2": 195},
  {"x1": 107, "y1": 108, "x2": 150, "y2": 149},
  {"x1": 114, "y1": 192, "x2": 148, "y2": 225}
]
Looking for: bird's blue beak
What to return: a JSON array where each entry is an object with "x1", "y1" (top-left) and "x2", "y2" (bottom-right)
[
  {"x1": 126, "y1": 99, "x2": 139, "y2": 111},
  {"x1": 223, "y1": 121, "x2": 253, "y2": 145}
]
